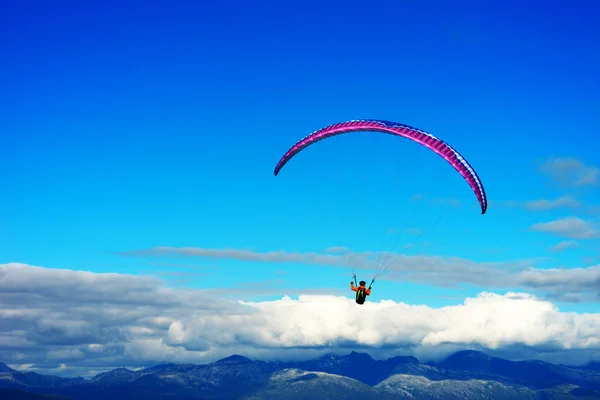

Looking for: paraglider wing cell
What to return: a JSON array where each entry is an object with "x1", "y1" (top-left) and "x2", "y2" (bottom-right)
[{"x1": 273, "y1": 119, "x2": 487, "y2": 214}]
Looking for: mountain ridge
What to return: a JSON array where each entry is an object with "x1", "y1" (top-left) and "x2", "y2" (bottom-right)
[{"x1": 2, "y1": 351, "x2": 600, "y2": 399}]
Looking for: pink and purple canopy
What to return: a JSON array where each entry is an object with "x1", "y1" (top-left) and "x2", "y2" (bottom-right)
[{"x1": 273, "y1": 119, "x2": 488, "y2": 214}]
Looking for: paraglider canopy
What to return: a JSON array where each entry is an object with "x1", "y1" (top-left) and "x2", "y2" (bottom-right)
[{"x1": 273, "y1": 119, "x2": 487, "y2": 214}]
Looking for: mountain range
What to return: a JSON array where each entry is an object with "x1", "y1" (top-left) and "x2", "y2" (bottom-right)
[{"x1": 2, "y1": 350, "x2": 600, "y2": 399}]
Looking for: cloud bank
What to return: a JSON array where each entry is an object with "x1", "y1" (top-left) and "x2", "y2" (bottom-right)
[
  {"x1": 3, "y1": 263, "x2": 600, "y2": 378},
  {"x1": 120, "y1": 246, "x2": 600, "y2": 302}
]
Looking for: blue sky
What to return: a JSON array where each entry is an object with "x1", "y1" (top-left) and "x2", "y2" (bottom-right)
[{"x1": 2, "y1": 0, "x2": 599, "y2": 316}]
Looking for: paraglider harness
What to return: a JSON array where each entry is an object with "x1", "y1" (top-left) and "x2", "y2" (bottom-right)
[{"x1": 353, "y1": 275, "x2": 374, "y2": 305}]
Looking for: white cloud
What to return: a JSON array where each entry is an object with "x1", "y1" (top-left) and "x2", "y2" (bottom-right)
[
  {"x1": 120, "y1": 246, "x2": 530, "y2": 287},
  {"x1": 530, "y1": 217, "x2": 598, "y2": 239},
  {"x1": 3, "y1": 263, "x2": 600, "y2": 377},
  {"x1": 549, "y1": 240, "x2": 580, "y2": 252},
  {"x1": 501, "y1": 197, "x2": 600, "y2": 216},
  {"x1": 525, "y1": 196, "x2": 581, "y2": 210},
  {"x1": 178, "y1": 291, "x2": 600, "y2": 351},
  {"x1": 120, "y1": 246, "x2": 600, "y2": 300},
  {"x1": 515, "y1": 264, "x2": 600, "y2": 303},
  {"x1": 121, "y1": 247, "x2": 354, "y2": 267},
  {"x1": 539, "y1": 157, "x2": 599, "y2": 187}
]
